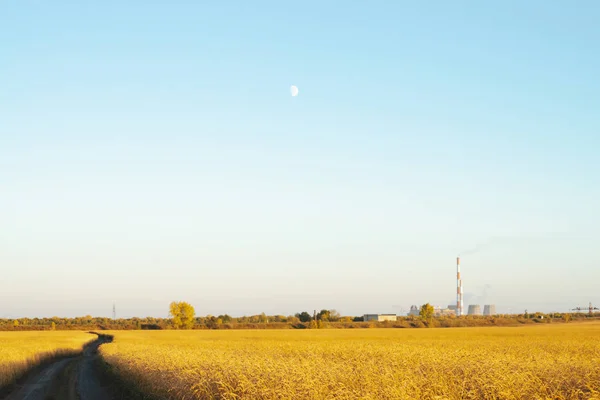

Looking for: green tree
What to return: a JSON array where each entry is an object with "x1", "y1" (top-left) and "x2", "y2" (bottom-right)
[
  {"x1": 317, "y1": 309, "x2": 330, "y2": 321},
  {"x1": 295, "y1": 311, "x2": 312, "y2": 323},
  {"x1": 218, "y1": 314, "x2": 232, "y2": 323},
  {"x1": 419, "y1": 303, "x2": 435, "y2": 321},
  {"x1": 51, "y1": 321, "x2": 56, "y2": 330},
  {"x1": 169, "y1": 301, "x2": 196, "y2": 329},
  {"x1": 13, "y1": 320, "x2": 19, "y2": 328}
]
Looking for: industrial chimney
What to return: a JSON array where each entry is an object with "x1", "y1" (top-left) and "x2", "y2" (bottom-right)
[{"x1": 456, "y1": 257, "x2": 463, "y2": 317}]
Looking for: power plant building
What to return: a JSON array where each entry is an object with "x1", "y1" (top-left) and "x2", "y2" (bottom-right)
[
  {"x1": 483, "y1": 304, "x2": 496, "y2": 316},
  {"x1": 434, "y1": 307, "x2": 456, "y2": 316},
  {"x1": 408, "y1": 305, "x2": 420, "y2": 316},
  {"x1": 406, "y1": 305, "x2": 455, "y2": 317},
  {"x1": 467, "y1": 304, "x2": 481, "y2": 315},
  {"x1": 363, "y1": 314, "x2": 397, "y2": 322}
]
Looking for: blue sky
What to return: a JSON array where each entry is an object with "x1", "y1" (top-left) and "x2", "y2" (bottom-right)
[{"x1": 1, "y1": 1, "x2": 599, "y2": 318}]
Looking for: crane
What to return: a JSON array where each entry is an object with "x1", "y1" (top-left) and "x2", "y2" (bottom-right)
[{"x1": 571, "y1": 302, "x2": 599, "y2": 316}]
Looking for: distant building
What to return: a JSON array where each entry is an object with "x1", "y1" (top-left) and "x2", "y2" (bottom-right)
[
  {"x1": 408, "y1": 305, "x2": 420, "y2": 316},
  {"x1": 483, "y1": 305, "x2": 496, "y2": 316},
  {"x1": 434, "y1": 307, "x2": 456, "y2": 317},
  {"x1": 467, "y1": 304, "x2": 482, "y2": 315},
  {"x1": 406, "y1": 305, "x2": 455, "y2": 317},
  {"x1": 363, "y1": 314, "x2": 397, "y2": 322}
]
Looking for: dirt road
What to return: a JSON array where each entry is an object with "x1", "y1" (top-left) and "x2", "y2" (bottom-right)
[{"x1": 3, "y1": 334, "x2": 115, "y2": 400}]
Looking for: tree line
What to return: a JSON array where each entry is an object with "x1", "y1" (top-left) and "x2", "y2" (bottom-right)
[{"x1": 0, "y1": 301, "x2": 596, "y2": 331}]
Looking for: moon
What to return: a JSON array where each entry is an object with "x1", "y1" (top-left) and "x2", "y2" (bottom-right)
[{"x1": 290, "y1": 85, "x2": 299, "y2": 97}]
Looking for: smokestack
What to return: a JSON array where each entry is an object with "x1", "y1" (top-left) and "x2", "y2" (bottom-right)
[{"x1": 456, "y1": 257, "x2": 463, "y2": 317}]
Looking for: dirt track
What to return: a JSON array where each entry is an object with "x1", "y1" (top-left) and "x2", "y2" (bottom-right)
[{"x1": 3, "y1": 334, "x2": 115, "y2": 400}]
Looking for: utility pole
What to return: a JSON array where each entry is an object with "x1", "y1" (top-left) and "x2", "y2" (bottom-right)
[{"x1": 113, "y1": 303, "x2": 116, "y2": 320}]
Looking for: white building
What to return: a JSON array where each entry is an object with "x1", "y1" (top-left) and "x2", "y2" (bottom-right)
[{"x1": 363, "y1": 314, "x2": 397, "y2": 322}]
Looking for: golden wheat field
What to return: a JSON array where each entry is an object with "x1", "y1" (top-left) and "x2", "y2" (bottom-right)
[
  {"x1": 0, "y1": 331, "x2": 94, "y2": 388},
  {"x1": 100, "y1": 323, "x2": 600, "y2": 400}
]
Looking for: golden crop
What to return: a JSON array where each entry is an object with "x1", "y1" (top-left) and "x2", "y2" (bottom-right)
[
  {"x1": 0, "y1": 331, "x2": 94, "y2": 388},
  {"x1": 101, "y1": 323, "x2": 600, "y2": 399}
]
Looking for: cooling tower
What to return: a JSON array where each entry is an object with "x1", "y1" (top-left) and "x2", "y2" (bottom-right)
[
  {"x1": 483, "y1": 304, "x2": 496, "y2": 316},
  {"x1": 467, "y1": 304, "x2": 481, "y2": 315}
]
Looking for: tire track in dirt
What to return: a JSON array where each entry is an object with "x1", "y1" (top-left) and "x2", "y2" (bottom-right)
[{"x1": 2, "y1": 334, "x2": 114, "y2": 400}]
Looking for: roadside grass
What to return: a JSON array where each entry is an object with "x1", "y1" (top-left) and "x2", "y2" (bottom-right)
[{"x1": 0, "y1": 331, "x2": 95, "y2": 391}]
